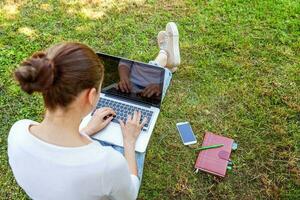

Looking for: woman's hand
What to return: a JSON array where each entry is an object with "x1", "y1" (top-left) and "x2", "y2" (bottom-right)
[
  {"x1": 117, "y1": 64, "x2": 131, "y2": 93},
  {"x1": 141, "y1": 84, "x2": 161, "y2": 97},
  {"x1": 116, "y1": 78, "x2": 132, "y2": 93},
  {"x1": 82, "y1": 107, "x2": 116, "y2": 136},
  {"x1": 119, "y1": 111, "x2": 147, "y2": 146}
]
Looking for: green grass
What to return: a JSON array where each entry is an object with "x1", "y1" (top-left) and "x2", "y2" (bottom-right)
[{"x1": 0, "y1": 0, "x2": 299, "y2": 199}]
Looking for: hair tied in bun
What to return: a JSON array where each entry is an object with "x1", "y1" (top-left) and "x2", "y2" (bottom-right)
[
  {"x1": 14, "y1": 43, "x2": 104, "y2": 110},
  {"x1": 14, "y1": 51, "x2": 56, "y2": 94}
]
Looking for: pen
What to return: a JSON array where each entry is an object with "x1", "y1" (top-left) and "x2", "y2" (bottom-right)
[{"x1": 195, "y1": 144, "x2": 224, "y2": 151}]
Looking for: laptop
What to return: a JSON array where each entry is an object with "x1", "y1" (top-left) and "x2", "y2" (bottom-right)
[{"x1": 79, "y1": 52, "x2": 166, "y2": 152}]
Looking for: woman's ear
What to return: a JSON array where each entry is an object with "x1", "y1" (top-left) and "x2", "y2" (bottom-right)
[{"x1": 88, "y1": 88, "x2": 98, "y2": 107}]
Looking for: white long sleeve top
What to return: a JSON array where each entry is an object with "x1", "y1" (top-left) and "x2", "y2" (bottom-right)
[{"x1": 7, "y1": 119, "x2": 139, "y2": 200}]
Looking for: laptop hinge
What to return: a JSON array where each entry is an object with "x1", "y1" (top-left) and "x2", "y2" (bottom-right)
[{"x1": 103, "y1": 94, "x2": 153, "y2": 108}]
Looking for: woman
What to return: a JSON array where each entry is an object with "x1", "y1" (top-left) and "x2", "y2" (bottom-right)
[{"x1": 8, "y1": 22, "x2": 180, "y2": 200}]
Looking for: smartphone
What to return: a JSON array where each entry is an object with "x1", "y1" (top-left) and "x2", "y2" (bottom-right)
[{"x1": 176, "y1": 122, "x2": 197, "y2": 145}]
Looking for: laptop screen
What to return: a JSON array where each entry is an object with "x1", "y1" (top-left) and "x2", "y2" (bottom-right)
[{"x1": 97, "y1": 52, "x2": 165, "y2": 107}]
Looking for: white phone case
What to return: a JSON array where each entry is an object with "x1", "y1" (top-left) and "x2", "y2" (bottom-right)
[{"x1": 176, "y1": 122, "x2": 197, "y2": 145}]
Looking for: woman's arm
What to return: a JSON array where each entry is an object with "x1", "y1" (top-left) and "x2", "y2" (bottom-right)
[
  {"x1": 119, "y1": 111, "x2": 147, "y2": 176},
  {"x1": 107, "y1": 152, "x2": 140, "y2": 200},
  {"x1": 123, "y1": 141, "x2": 138, "y2": 176}
]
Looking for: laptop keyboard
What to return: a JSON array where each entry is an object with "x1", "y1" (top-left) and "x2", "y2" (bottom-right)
[{"x1": 93, "y1": 98, "x2": 153, "y2": 131}]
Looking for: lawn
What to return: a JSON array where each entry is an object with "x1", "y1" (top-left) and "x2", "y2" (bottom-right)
[{"x1": 0, "y1": 0, "x2": 299, "y2": 199}]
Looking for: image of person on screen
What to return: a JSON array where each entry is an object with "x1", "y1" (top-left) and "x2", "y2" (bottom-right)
[{"x1": 116, "y1": 60, "x2": 162, "y2": 98}]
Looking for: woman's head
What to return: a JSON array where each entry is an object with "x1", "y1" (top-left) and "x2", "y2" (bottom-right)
[{"x1": 14, "y1": 42, "x2": 104, "y2": 111}]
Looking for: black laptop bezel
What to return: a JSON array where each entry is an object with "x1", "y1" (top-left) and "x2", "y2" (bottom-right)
[{"x1": 96, "y1": 52, "x2": 165, "y2": 108}]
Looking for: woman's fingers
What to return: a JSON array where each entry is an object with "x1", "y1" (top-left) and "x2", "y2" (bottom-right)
[
  {"x1": 102, "y1": 116, "x2": 113, "y2": 127},
  {"x1": 123, "y1": 80, "x2": 132, "y2": 93},
  {"x1": 147, "y1": 90, "x2": 155, "y2": 98},
  {"x1": 143, "y1": 88, "x2": 153, "y2": 97},
  {"x1": 118, "y1": 119, "x2": 125, "y2": 131},
  {"x1": 118, "y1": 79, "x2": 132, "y2": 93},
  {"x1": 95, "y1": 108, "x2": 116, "y2": 119},
  {"x1": 131, "y1": 111, "x2": 141, "y2": 124},
  {"x1": 126, "y1": 114, "x2": 132, "y2": 123},
  {"x1": 142, "y1": 87, "x2": 151, "y2": 97},
  {"x1": 124, "y1": 81, "x2": 131, "y2": 92},
  {"x1": 132, "y1": 111, "x2": 137, "y2": 122},
  {"x1": 136, "y1": 111, "x2": 141, "y2": 123},
  {"x1": 142, "y1": 86, "x2": 157, "y2": 97},
  {"x1": 96, "y1": 107, "x2": 114, "y2": 113},
  {"x1": 140, "y1": 117, "x2": 148, "y2": 128},
  {"x1": 99, "y1": 109, "x2": 116, "y2": 117},
  {"x1": 119, "y1": 82, "x2": 126, "y2": 93},
  {"x1": 125, "y1": 111, "x2": 142, "y2": 125},
  {"x1": 96, "y1": 107, "x2": 109, "y2": 113},
  {"x1": 122, "y1": 82, "x2": 128, "y2": 93}
]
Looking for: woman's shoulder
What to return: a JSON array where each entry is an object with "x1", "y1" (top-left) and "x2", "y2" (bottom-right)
[
  {"x1": 8, "y1": 119, "x2": 37, "y2": 141},
  {"x1": 11, "y1": 119, "x2": 38, "y2": 129}
]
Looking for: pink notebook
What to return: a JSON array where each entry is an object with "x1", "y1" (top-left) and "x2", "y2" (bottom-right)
[{"x1": 195, "y1": 132, "x2": 234, "y2": 177}]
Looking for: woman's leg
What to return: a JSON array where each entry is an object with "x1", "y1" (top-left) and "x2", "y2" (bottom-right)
[
  {"x1": 149, "y1": 22, "x2": 181, "y2": 100},
  {"x1": 153, "y1": 22, "x2": 180, "y2": 72},
  {"x1": 154, "y1": 50, "x2": 168, "y2": 67}
]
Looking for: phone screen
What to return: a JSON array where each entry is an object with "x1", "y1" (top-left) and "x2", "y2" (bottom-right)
[{"x1": 177, "y1": 122, "x2": 196, "y2": 144}]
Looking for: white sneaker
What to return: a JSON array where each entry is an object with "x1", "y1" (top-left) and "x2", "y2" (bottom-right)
[
  {"x1": 165, "y1": 22, "x2": 180, "y2": 68},
  {"x1": 157, "y1": 31, "x2": 168, "y2": 51}
]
